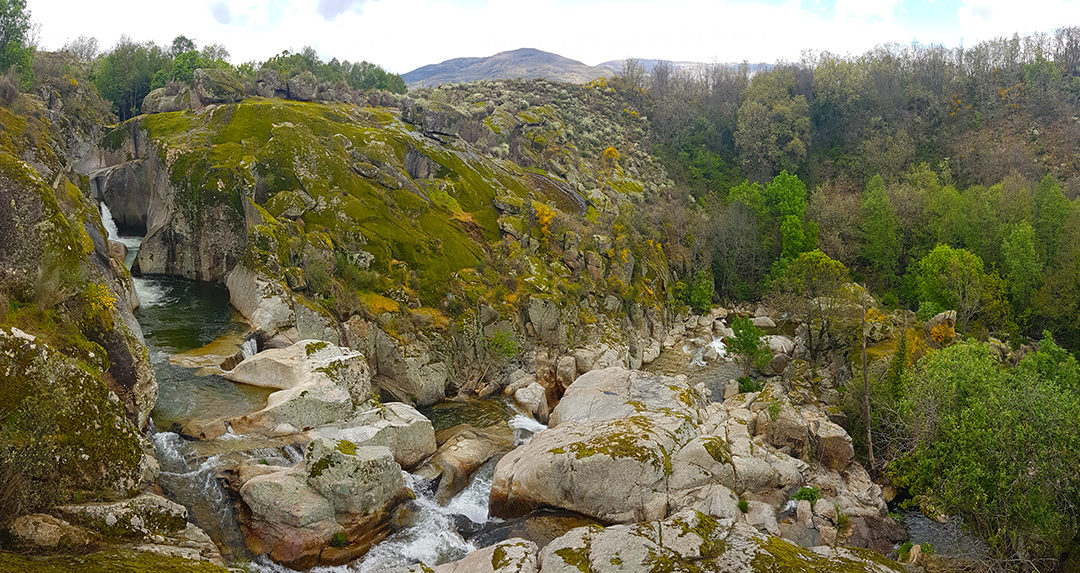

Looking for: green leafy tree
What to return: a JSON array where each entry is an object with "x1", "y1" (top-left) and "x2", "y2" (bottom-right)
[
  {"x1": 767, "y1": 249, "x2": 854, "y2": 366},
  {"x1": 729, "y1": 171, "x2": 814, "y2": 262},
  {"x1": 688, "y1": 269, "x2": 714, "y2": 313},
  {"x1": 0, "y1": 0, "x2": 31, "y2": 81},
  {"x1": 1001, "y1": 221, "x2": 1042, "y2": 308},
  {"x1": 912, "y1": 244, "x2": 1002, "y2": 332},
  {"x1": 94, "y1": 37, "x2": 169, "y2": 120},
  {"x1": 860, "y1": 175, "x2": 900, "y2": 289},
  {"x1": 893, "y1": 340, "x2": 1080, "y2": 561},
  {"x1": 1033, "y1": 175, "x2": 1070, "y2": 266},
  {"x1": 729, "y1": 316, "x2": 772, "y2": 376}
]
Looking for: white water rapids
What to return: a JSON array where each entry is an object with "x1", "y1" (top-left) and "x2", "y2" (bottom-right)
[{"x1": 250, "y1": 414, "x2": 546, "y2": 573}]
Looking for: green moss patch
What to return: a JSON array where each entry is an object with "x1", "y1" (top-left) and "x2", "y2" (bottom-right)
[{"x1": 0, "y1": 549, "x2": 229, "y2": 573}]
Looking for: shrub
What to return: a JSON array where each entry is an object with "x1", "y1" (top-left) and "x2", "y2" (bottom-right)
[
  {"x1": 738, "y1": 498, "x2": 749, "y2": 513},
  {"x1": 688, "y1": 269, "x2": 714, "y2": 313},
  {"x1": 916, "y1": 300, "x2": 944, "y2": 322},
  {"x1": 485, "y1": 330, "x2": 521, "y2": 359},
  {"x1": 729, "y1": 316, "x2": 772, "y2": 376},
  {"x1": 738, "y1": 376, "x2": 762, "y2": 393},
  {"x1": 929, "y1": 321, "x2": 955, "y2": 345},
  {"x1": 330, "y1": 531, "x2": 347, "y2": 548},
  {"x1": 793, "y1": 486, "x2": 820, "y2": 507}
]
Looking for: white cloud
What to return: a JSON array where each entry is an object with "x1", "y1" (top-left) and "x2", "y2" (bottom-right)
[{"x1": 25, "y1": 0, "x2": 1080, "y2": 74}]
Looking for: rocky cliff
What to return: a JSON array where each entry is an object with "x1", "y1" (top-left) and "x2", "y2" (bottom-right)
[
  {"x1": 0, "y1": 57, "x2": 226, "y2": 569},
  {"x1": 99, "y1": 75, "x2": 674, "y2": 407}
]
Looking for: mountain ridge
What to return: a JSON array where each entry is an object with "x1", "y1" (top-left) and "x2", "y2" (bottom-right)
[{"x1": 402, "y1": 48, "x2": 613, "y2": 86}]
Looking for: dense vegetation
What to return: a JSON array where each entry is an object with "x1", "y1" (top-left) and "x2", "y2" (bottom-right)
[
  {"x1": 607, "y1": 30, "x2": 1080, "y2": 569},
  {"x1": 612, "y1": 30, "x2": 1080, "y2": 352}
]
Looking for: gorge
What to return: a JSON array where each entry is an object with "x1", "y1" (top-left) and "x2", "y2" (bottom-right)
[{"x1": 5, "y1": 23, "x2": 1080, "y2": 573}]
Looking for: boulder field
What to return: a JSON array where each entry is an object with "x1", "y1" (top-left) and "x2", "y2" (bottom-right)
[{"x1": 185, "y1": 330, "x2": 904, "y2": 571}]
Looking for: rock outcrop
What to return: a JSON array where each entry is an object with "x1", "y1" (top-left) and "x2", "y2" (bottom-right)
[
  {"x1": 237, "y1": 440, "x2": 409, "y2": 569},
  {"x1": 287, "y1": 71, "x2": 318, "y2": 101},
  {"x1": 0, "y1": 327, "x2": 150, "y2": 512},
  {"x1": 225, "y1": 340, "x2": 372, "y2": 435},
  {"x1": 490, "y1": 366, "x2": 899, "y2": 555},
  {"x1": 192, "y1": 68, "x2": 244, "y2": 106},
  {"x1": 142, "y1": 85, "x2": 192, "y2": 114}
]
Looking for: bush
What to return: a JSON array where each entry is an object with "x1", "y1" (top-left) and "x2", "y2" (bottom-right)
[
  {"x1": 792, "y1": 486, "x2": 820, "y2": 507},
  {"x1": 916, "y1": 300, "x2": 944, "y2": 322},
  {"x1": 688, "y1": 269, "x2": 714, "y2": 313},
  {"x1": 738, "y1": 376, "x2": 762, "y2": 393},
  {"x1": 330, "y1": 531, "x2": 347, "y2": 548},
  {"x1": 891, "y1": 338, "x2": 1080, "y2": 561},
  {"x1": 729, "y1": 316, "x2": 772, "y2": 376},
  {"x1": 738, "y1": 498, "x2": 749, "y2": 513}
]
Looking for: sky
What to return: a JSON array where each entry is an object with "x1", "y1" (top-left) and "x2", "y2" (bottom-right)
[{"x1": 28, "y1": 0, "x2": 1080, "y2": 74}]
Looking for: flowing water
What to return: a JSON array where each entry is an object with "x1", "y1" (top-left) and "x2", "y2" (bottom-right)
[
  {"x1": 899, "y1": 510, "x2": 991, "y2": 560},
  {"x1": 647, "y1": 336, "x2": 742, "y2": 402},
  {"x1": 102, "y1": 202, "x2": 554, "y2": 571}
]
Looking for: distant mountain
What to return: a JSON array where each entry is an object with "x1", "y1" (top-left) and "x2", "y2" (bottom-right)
[{"x1": 402, "y1": 48, "x2": 612, "y2": 87}]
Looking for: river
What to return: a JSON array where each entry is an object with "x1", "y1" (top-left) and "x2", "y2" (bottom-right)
[{"x1": 101, "y1": 203, "x2": 550, "y2": 570}]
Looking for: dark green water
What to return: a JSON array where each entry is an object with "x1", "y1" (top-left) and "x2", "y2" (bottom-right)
[
  {"x1": 419, "y1": 397, "x2": 512, "y2": 432},
  {"x1": 135, "y1": 276, "x2": 271, "y2": 431}
]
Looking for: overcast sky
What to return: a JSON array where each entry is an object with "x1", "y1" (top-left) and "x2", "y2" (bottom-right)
[{"x1": 28, "y1": 0, "x2": 1080, "y2": 73}]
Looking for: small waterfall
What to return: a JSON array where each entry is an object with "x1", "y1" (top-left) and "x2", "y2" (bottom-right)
[
  {"x1": 351, "y1": 413, "x2": 547, "y2": 571},
  {"x1": 241, "y1": 337, "x2": 258, "y2": 359},
  {"x1": 151, "y1": 430, "x2": 249, "y2": 560},
  {"x1": 100, "y1": 202, "x2": 143, "y2": 269},
  {"x1": 690, "y1": 338, "x2": 727, "y2": 367},
  {"x1": 508, "y1": 414, "x2": 547, "y2": 446},
  {"x1": 353, "y1": 472, "x2": 479, "y2": 571}
]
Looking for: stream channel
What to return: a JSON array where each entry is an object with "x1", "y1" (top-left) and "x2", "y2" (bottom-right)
[
  {"x1": 102, "y1": 202, "x2": 987, "y2": 570},
  {"x1": 102, "y1": 204, "x2": 547, "y2": 571}
]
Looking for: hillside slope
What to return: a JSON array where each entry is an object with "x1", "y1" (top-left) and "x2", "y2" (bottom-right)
[{"x1": 99, "y1": 77, "x2": 674, "y2": 405}]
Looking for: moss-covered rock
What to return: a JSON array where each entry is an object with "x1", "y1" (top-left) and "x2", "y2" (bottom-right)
[
  {"x1": 191, "y1": 68, "x2": 243, "y2": 106},
  {"x1": 0, "y1": 548, "x2": 230, "y2": 573},
  {"x1": 0, "y1": 327, "x2": 144, "y2": 519}
]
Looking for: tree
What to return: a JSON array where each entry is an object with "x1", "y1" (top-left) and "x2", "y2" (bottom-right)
[
  {"x1": 0, "y1": 0, "x2": 31, "y2": 77},
  {"x1": 729, "y1": 316, "x2": 771, "y2": 376},
  {"x1": 734, "y1": 68, "x2": 810, "y2": 181},
  {"x1": 170, "y1": 35, "x2": 195, "y2": 56},
  {"x1": 767, "y1": 249, "x2": 855, "y2": 367},
  {"x1": 94, "y1": 37, "x2": 169, "y2": 120},
  {"x1": 1001, "y1": 221, "x2": 1042, "y2": 308},
  {"x1": 893, "y1": 340, "x2": 1080, "y2": 562},
  {"x1": 860, "y1": 175, "x2": 901, "y2": 290},
  {"x1": 60, "y1": 35, "x2": 97, "y2": 63},
  {"x1": 1033, "y1": 175, "x2": 1070, "y2": 266},
  {"x1": 912, "y1": 244, "x2": 1002, "y2": 332}
]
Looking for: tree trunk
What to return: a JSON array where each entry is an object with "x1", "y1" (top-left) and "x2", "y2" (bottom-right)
[{"x1": 861, "y1": 288, "x2": 875, "y2": 475}]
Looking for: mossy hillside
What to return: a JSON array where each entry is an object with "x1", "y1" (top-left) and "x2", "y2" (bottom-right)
[
  {"x1": 0, "y1": 328, "x2": 144, "y2": 520},
  {"x1": 0, "y1": 549, "x2": 229, "y2": 573},
  {"x1": 111, "y1": 90, "x2": 675, "y2": 363},
  {"x1": 123, "y1": 99, "x2": 539, "y2": 304},
  {"x1": 412, "y1": 78, "x2": 667, "y2": 196}
]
